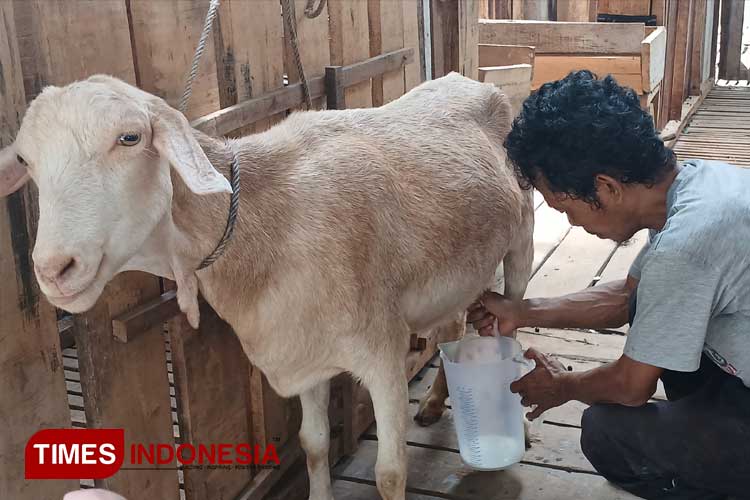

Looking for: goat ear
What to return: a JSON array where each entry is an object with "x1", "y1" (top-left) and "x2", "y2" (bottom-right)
[
  {"x1": 149, "y1": 100, "x2": 232, "y2": 195},
  {"x1": 0, "y1": 145, "x2": 30, "y2": 197}
]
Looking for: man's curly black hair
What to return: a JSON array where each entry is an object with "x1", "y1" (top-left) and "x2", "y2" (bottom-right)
[{"x1": 503, "y1": 70, "x2": 675, "y2": 206}]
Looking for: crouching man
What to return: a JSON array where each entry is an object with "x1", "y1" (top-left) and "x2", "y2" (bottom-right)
[{"x1": 469, "y1": 70, "x2": 750, "y2": 500}]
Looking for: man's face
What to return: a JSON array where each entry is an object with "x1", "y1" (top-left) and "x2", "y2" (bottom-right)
[{"x1": 534, "y1": 174, "x2": 639, "y2": 243}]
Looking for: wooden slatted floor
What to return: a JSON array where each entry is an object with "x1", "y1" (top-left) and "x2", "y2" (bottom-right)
[{"x1": 673, "y1": 83, "x2": 750, "y2": 168}]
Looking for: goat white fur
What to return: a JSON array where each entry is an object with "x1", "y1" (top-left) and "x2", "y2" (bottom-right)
[{"x1": 0, "y1": 72, "x2": 533, "y2": 500}]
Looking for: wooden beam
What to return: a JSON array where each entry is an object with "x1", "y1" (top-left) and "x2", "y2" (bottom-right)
[
  {"x1": 479, "y1": 44, "x2": 535, "y2": 68},
  {"x1": 688, "y1": 0, "x2": 708, "y2": 95},
  {"x1": 329, "y1": 0, "x2": 372, "y2": 108},
  {"x1": 0, "y1": 2, "x2": 78, "y2": 498},
  {"x1": 718, "y1": 0, "x2": 745, "y2": 80},
  {"x1": 111, "y1": 290, "x2": 180, "y2": 343},
  {"x1": 168, "y1": 308, "x2": 253, "y2": 499},
  {"x1": 325, "y1": 66, "x2": 346, "y2": 109},
  {"x1": 657, "y1": 0, "x2": 679, "y2": 128},
  {"x1": 556, "y1": 0, "x2": 596, "y2": 21},
  {"x1": 282, "y1": 0, "x2": 331, "y2": 111},
  {"x1": 479, "y1": 20, "x2": 646, "y2": 55},
  {"x1": 708, "y1": 0, "x2": 721, "y2": 80},
  {"x1": 669, "y1": 0, "x2": 694, "y2": 120},
  {"x1": 192, "y1": 77, "x2": 326, "y2": 137},
  {"x1": 458, "y1": 0, "x2": 480, "y2": 80},
  {"x1": 529, "y1": 55, "x2": 643, "y2": 92},
  {"x1": 192, "y1": 48, "x2": 413, "y2": 137},
  {"x1": 641, "y1": 26, "x2": 667, "y2": 92}
]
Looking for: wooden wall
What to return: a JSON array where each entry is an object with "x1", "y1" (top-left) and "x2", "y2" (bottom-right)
[
  {"x1": 1, "y1": 2, "x2": 424, "y2": 500},
  {"x1": 478, "y1": 0, "x2": 721, "y2": 128}
]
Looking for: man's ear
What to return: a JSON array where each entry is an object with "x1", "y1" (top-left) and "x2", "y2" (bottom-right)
[
  {"x1": 148, "y1": 98, "x2": 232, "y2": 195},
  {"x1": 595, "y1": 174, "x2": 623, "y2": 205},
  {"x1": 0, "y1": 145, "x2": 30, "y2": 197}
]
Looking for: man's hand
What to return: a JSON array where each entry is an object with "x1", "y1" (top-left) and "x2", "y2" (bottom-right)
[
  {"x1": 510, "y1": 348, "x2": 570, "y2": 420},
  {"x1": 466, "y1": 291, "x2": 524, "y2": 336}
]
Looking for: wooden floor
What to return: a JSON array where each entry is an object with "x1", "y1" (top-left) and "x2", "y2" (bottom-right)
[{"x1": 673, "y1": 82, "x2": 750, "y2": 167}]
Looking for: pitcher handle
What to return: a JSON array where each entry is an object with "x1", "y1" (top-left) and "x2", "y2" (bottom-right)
[
  {"x1": 511, "y1": 351, "x2": 546, "y2": 427},
  {"x1": 511, "y1": 352, "x2": 536, "y2": 377}
]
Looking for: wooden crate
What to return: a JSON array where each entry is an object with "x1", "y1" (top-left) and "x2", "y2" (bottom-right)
[{"x1": 479, "y1": 20, "x2": 667, "y2": 121}]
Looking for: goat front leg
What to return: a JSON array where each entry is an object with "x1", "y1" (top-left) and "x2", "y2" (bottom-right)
[
  {"x1": 363, "y1": 358, "x2": 409, "y2": 500},
  {"x1": 299, "y1": 380, "x2": 334, "y2": 500},
  {"x1": 414, "y1": 311, "x2": 466, "y2": 426}
]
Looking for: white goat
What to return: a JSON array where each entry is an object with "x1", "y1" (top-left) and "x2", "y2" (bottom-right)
[{"x1": 0, "y1": 72, "x2": 533, "y2": 500}]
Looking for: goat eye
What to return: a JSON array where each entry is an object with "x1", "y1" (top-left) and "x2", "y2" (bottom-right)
[
  {"x1": 117, "y1": 133, "x2": 141, "y2": 147},
  {"x1": 16, "y1": 154, "x2": 27, "y2": 166}
]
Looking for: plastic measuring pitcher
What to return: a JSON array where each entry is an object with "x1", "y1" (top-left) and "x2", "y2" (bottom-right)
[{"x1": 439, "y1": 334, "x2": 534, "y2": 470}]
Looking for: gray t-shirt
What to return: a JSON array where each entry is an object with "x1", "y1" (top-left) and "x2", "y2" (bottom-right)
[{"x1": 626, "y1": 159, "x2": 750, "y2": 387}]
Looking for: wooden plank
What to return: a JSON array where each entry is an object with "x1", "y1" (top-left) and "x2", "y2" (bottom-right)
[
  {"x1": 642, "y1": 26, "x2": 667, "y2": 92},
  {"x1": 283, "y1": 0, "x2": 331, "y2": 111},
  {"x1": 688, "y1": 0, "x2": 708, "y2": 95},
  {"x1": 431, "y1": 0, "x2": 459, "y2": 78},
  {"x1": 128, "y1": 0, "x2": 221, "y2": 120},
  {"x1": 340, "y1": 48, "x2": 415, "y2": 88},
  {"x1": 402, "y1": 0, "x2": 423, "y2": 91},
  {"x1": 0, "y1": 3, "x2": 78, "y2": 498},
  {"x1": 191, "y1": 77, "x2": 326, "y2": 137},
  {"x1": 596, "y1": 229, "x2": 649, "y2": 284},
  {"x1": 73, "y1": 276, "x2": 178, "y2": 499},
  {"x1": 525, "y1": 226, "x2": 617, "y2": 299},
  {"x1": 217, "y1": 0, "x2": 285, "y2": 134},
  {"x1": 718, "y1": 0, "x2": 746, "y2": 80},
  {"x1": 332, "y1": 479, "x2": 436, "y2": 500},
  {"x1": 479, "y1": 20, "x2": 646, "y2": 55},
  {"x1": 518, "y1": 329, "x2": 625, "y2": 362},
  {"x1": 168, "y1": 308, "x2": 253, "y2": 500},
  {"x1": 111, "y1": 290, "x2": 180, "y2": 343},
  {"x1": 597, "y1": 0, "x2": 650, "y2": 15},
  {"x1": 479, "y1": 44, "x2": 535, "y2": 67},
  {"x1": 556, "y1": 0, "x2": 596, "y2": 21},
  {"x1": 479, "y1": 63, "x2": 532, "y2": 115},
  {"x1": 668, "y1": 0, "x2": 694, "y2": 120},
  {"x1": 657, "y1": 0, "x2": 679, "y2": 128},
  {"x1": 459, "y1": 0, "x2": 480, "y2": 80},
  {"x1": 366, "y1": 401, "x2": 597, "y2": 473},
  {"x1": 329, "y1": 0, "x2": 372, "y2": 108},
  {"x1": 369, "y1": 0, "x2": 406, "y2": 106},
  {"x1": 533, "y1": 55, "x2": 643, "y2": 92},
  {"x1": 333, "y1": 439, "x2": 638, "y2": 499},
  {"x1": 13, "y1": 0, "x2": 135, "y2": 97}
]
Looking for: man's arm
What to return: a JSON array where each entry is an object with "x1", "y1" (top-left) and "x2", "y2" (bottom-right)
[
  {"x1": 511, "y1": 349, "x2": 662, "y2": 419},
  {"x1": 520, "y1": 276, "x2": 638, "y2": 330},
  {"x1": 471, "y1": 276, "x2": 638, "y2": 335}
]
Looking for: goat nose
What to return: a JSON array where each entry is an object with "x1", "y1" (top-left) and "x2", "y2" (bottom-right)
[{"x1": 35, "y1": 254, "x2": 77, "y2": 285}]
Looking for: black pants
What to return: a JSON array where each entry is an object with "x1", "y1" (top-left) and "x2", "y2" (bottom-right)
[{"x1": 579, "y1": 289, "x2": 750, "y2": 500}]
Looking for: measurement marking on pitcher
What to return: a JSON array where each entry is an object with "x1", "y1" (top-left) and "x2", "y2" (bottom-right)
[{"x1": 456, "y1": 386, "x2": 482, "y2": 464}]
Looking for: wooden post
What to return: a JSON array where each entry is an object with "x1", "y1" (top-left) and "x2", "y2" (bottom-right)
[
  {"x1": 658, "y1": 0, "x2": 679, "y2": 128},
  {"x1": 708, "y1": 0, "x2": 721, "y2": 81},
  {"x1": 328, "y1": 0, "x2": 372, "y2": 108},
  {"x1": 325, "y1": 66, "x2": 346, "y2": 110},
  {"x1": 0, "y1": 3, "x2": 77, "y2": 499},
  {"x1": 282, "y1": 0, "x2": 331, "y2": 111},
  {"x1": 688, "y1": 0, "x2": 708, "y2": 95},
  {"x1": 167, "y1": 308, "x2": 253, "y2": 500},
  {"x1": 369, "y1": 0, "x2": 407, "y2": 106},
  {"x1": 668, "y1": 0, "x2": 694, "y2": 120},
  {"x1": 718, "y1": 0, "x2": 746, "y2": 80},
  {"x1": 459, "y1": 0, "x2": 480, "y2": 80}
]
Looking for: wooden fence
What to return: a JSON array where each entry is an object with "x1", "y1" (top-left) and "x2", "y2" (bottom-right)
[{"x1": 0, "y1": 1, "x2": 479, "y2": 500}]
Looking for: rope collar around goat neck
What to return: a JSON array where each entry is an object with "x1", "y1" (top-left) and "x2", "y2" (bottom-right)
[{"x1": 197, "y1": 150, "x2": 241, "y2": 270}]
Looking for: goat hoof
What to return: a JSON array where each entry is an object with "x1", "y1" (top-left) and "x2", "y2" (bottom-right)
[{"x1": 414, "y1": 400, "x2": 445, "y2": 427}]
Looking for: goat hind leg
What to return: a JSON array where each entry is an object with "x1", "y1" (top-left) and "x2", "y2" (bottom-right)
[
  {"x1": 414, "y1": 311, "x2": 465, "y2": 426},
  {"x1": 299, "y1": 380, "x2": 334, "y2": 500}
]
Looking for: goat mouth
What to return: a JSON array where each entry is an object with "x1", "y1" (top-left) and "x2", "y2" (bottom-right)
[{"x1": 46, "y1": 256, "x2": 107, "y2": 309}]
